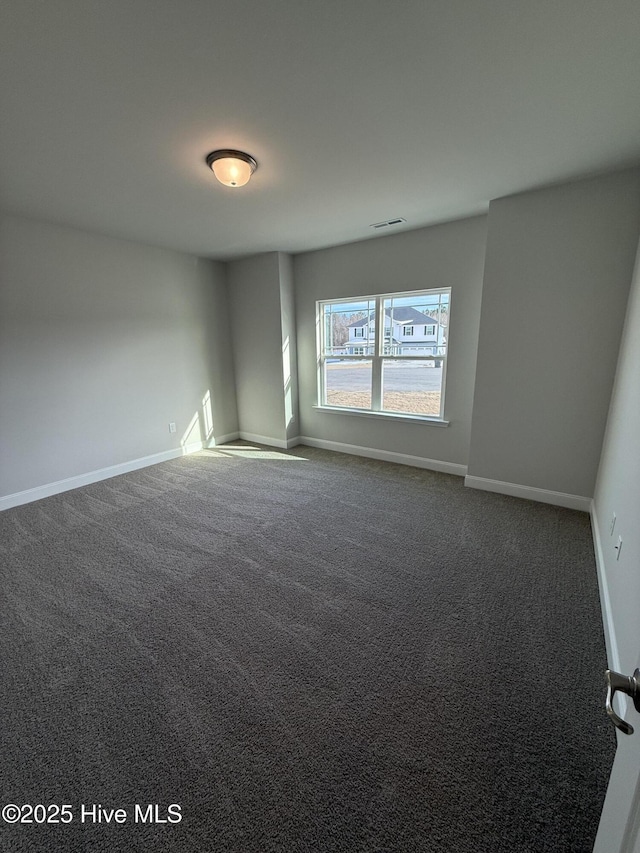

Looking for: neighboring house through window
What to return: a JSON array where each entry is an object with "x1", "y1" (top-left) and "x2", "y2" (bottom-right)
[{"x1": 318, "y1": 288, "x2": 450, "y2": 419}]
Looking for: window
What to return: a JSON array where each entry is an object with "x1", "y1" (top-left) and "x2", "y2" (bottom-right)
[
  {"x1": 318, "y1": 288, "x2": 450, "y2": 419},
  {"x1": 353, "y1": 327, "x2": 365, "y2": 337}
]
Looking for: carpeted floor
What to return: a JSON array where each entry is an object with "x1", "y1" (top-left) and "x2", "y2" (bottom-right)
[{"x1": 0, "y1": 443, "x2": 614, "y2": 852}]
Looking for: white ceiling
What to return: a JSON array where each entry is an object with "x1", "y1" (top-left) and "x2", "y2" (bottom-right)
[{"x1": 2, "y1": 0, "x2": 640, "y2": 260}]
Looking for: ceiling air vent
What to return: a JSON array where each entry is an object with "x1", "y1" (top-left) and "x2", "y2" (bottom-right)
[{"x1": 370, "y1": 218, "x2": 406, "y2": 230}]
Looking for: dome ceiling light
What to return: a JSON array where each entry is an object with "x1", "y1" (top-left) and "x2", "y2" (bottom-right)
[{"x1": 206, "y1": 149, "x2": 258, "y2": 188}]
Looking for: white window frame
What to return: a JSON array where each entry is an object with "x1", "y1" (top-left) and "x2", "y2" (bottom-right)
[{"x1": 317, "y1": 288, "x2": 450, "y2": 421}]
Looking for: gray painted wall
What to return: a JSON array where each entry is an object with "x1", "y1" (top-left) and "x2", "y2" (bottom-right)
[
  {"x1": 293, "y1": 216, "x2": 488, "y2": 466},
  {"x1": 468, "y1": 169, "x2": 640, "y2": 498},
  {"x1": 227, "y1": 252, "x2": 288, "y2": 444},
  {"x1": 0, "y1": 213, "x2": 237, "y2": 499},
  {"x1": 593, "y1": 235, "x2": 640, "y2": 667}
]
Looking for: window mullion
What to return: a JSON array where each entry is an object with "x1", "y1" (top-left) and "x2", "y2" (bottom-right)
[
  {"x1": 371, "y1": 297, "x2": 383, "y2": 411},
  {"x1": 318, "y1": 306, "x2": 326, "y2": 405}
]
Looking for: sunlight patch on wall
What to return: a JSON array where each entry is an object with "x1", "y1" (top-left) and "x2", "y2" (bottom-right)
[
  {"x1": 283, "y1": 336, "x2": 293, "y2": 428},
  {"x1": 180, "y1": 411, "x2": 202, "y2": 452},
  {"x1": 180, "y1": 390, "x2": 215, "y2": 454},
  {"x1": 202, "y1": 390, "x2": 214, "y2": 440}
]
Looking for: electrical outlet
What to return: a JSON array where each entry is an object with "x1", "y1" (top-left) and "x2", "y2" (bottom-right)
[
  {"x1": 615, "y1": 535, "x2": 623, "y2": 561},
  {"x1": 169, "y1": 422, "x2": 176, "y2": 434},
  {"x1": 610, "y1": 513, "x2": 617, "y2": 535}
]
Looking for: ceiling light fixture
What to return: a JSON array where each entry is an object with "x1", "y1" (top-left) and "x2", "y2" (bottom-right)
[{"x1": 206, "y1": 149, "x2": 257, "y2": 188}]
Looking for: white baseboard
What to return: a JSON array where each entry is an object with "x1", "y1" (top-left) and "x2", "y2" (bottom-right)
[
  {"x1": 211, "y1": 432, "x2": 301, "y2": 451},
  {"x1": 590, "y1": 501, "x2": 620, "y2": 672},
  {"x1": 237, "y1": 431, "x2": 290, "y2": 449},
  {"x1": 464, "y1": 475, "x2": 591, "y2": 512},
  {"x1": 182, "y1": 440, "x2": 209, "y2": 454},
  {"x1": 0, "y1": 443, "x2": 206, "y2": 512},
  {"x1": 297, "y1": 436, "x2": 467, "y2": 477},
  {"x1": 210, "y1": 431, "x2": 302, "y2": 451},
  {"x1": 211, "y1": 431, "x2": 240, "y2": 446}
]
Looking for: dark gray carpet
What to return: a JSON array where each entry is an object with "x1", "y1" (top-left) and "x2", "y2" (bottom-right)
[{"x1": 0, "y1": 443, "x2": 614, "y2": 852}]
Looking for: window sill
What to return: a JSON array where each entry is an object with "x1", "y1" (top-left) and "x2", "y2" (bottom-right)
[{"x1": 312, "y1": 405, "x2": 449, "y2": 427}]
